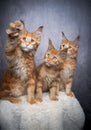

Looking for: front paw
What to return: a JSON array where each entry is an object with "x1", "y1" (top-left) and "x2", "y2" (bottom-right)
[
  {"x1": 28, "y1": 98, "x2": 37, "y2": 104},
  {"x1": 10, "y1": 98, "x2": 22, "y2": 104},
  {"x1": 66, "y1": 92, "x2": 74, "y2": 97},
  {"x1": 6, "y1": 20, "x2": 24, "y2": 37},
  {"x1": 50, "y1": 96, "x2": 58, "y2": 101},
  {"x1": 6, "y1": 27, "x2": 19, "y2": 37},
  {"x1": 36, "y1": 97, "x2": 43, "y2": 102},
  {"x1": 56, "y1": 92, "x2": 59, "y2": 96}
]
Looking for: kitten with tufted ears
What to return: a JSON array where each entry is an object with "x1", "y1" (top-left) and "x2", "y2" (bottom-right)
[
  {"x1": 0, "y1": 20, "x2": 43, "y2": 104},
  {"x1": 60, "y1": 32, "x2": 80, "y2": 96},
  {"x1": 36, "y1": 39, "x2": 68, "y2": 102}
]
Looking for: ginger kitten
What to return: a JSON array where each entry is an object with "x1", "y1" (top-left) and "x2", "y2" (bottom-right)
[
  {"x1": 0, "y1": 20, "x2": 43, "y2": 104},
  {"x1": 60, "y1": 32, "x2": 80, "y2": 96},
  {"x1": 36, "y1": 39, "x2": 67, "y2": 102}
]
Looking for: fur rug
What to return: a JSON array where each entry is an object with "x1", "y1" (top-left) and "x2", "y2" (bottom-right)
[{"x1": 0, "y1": 92, "x2": 85, "y2": 130}]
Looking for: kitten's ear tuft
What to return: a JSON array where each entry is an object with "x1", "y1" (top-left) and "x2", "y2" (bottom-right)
[
  {"x1": 35, "y1": 26, "x2": 43, "y2": 41},
  {"x1": 49, "y1": 39, "x2": 52, "y2": 45},
  {"x1": 73, "y1": 35, "x2": 80, "y2": 47},
  {"x1": 20, "y1": 20, "x2": 24, "y2": 24},
  {"x1": 60, "y1": 48, "x2": 68, "y2": 60},
  {"x1": 62, "y1": 32, "x2": 65, "y2": 37},
  {"x1": 62, "y1": 32, "x2": 68, "y2": 41},
  {"x1": 48, "y1": 39, "x2": 55, "y2": 50},
  {"x1": 37, "y1": 26, "x2": 43, "y2": 32}
]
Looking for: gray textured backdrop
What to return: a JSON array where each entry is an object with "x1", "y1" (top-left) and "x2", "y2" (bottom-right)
[{"x1": 0, "y1": 0, "x2": 91, "y2": 129}]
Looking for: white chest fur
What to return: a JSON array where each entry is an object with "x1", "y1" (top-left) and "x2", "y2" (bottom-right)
[
  {"x1": 40, "y1": 66, "x2": 59, "y2": 91},
  {"x1": 12, "y1": 56, "x2": 28, "y2": 81},
  {"x1": 60, "y1": 65, "x2": 74, "y2": 83}
]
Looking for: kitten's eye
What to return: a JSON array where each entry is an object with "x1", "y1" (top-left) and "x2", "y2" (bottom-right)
[
  {"x1": 62, "y1": 44, "x2": 65, "y2": 47},
  {"x1": 23, "y1": 37, "x2": 26, "y2": 40},
  {"x1": 46, "y1": 53, "x2": 50, "y2": 57},
  {"x1": 31, "y1": 39, "x2": 34, "y2": 42}
]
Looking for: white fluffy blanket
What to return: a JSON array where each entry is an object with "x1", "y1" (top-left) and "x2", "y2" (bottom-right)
[{"x1": 0, "y1": 92, "x2": 85, "y2": 130}]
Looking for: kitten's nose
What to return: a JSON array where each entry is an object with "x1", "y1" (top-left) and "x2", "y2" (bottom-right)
[
  {"x1": 47, "y1": 58, "x2": 51, "y2": 61},
  {"x1": 26, "y1": 43, "x2": 29, "y2": 46}
]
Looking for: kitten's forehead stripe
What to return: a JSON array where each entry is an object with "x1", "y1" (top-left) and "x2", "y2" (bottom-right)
[{"x1": 26, "y1": 37, "x2": 31, "y2": 41}]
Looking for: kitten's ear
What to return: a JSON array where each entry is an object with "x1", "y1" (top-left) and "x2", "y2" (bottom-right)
[
  {"x1": 20, "y1": 20, "x2": 24, "y2": 24},
  {"x1": 48, "y1": 39, "x2": 55, "y2": 50},
  {"x1": 35, "y1": 26, "x2": 43, "y2": 41},
  {"x1": 59, "y1": 48, "x2": 68, "y2": 60},
  {"x1": 73, "y1": 35, "x2": 80, "y2": 47},
  {"x1": 62, "y1": 32, "x2": 68, "y2": 41},
  {"x1": 20, "y1": 20, "x2": 26, "y2": 30}
]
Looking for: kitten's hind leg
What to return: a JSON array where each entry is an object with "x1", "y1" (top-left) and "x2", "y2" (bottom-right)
[
  {"x1": 0, "y1": 90, "x2": 21, "y2": 103},
  {"x1": 2, "y1": 97, "x2": 21, "y2": 103}
]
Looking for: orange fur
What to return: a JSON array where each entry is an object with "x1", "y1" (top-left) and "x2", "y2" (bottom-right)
[
  {"x1": 36, "y1": 39, "x2": 67, "y2": 102},
  {"x1": 0, "y1": 20, "x2": 43, "y2": 104},
  {"x1": 60, "y1": 32, "x2": 80, "y2": 96}
]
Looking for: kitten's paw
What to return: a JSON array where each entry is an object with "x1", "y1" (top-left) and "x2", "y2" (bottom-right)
[
  {"x1": 50, "y1": 96, "x2": 58, "y2": 101},
  {"x1": 56, "y1": 93, "x2": 59, "y2": 96},
  {"x1": 36, "y1": 98, "x2": 43, "y2": 102},
  {"x1": 6, "y1": 20, "x2": 24, "y2": 37},
  {"x1": 10, "y1": 98, "x2": 22, "y2": 104},
  {"x1": 66, "y1": 92, "x2": 74, "y2": 97},
  {"x1": 9, "y1": 20, "x2": 23, "y2": 31},
  {"x1": 10, "y1": 89, "x2": 22, "y2": 97},
  {"x1": 28, "y1": 99, "x2": 37, "y2": 104},
  {"x1": 6, "y1": 28, "x2": 19, "y2": 37}
]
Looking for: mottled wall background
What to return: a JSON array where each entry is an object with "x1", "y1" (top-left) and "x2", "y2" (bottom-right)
[{"x1": 0, "y1": 0, "x2": 91, "y2": 129}]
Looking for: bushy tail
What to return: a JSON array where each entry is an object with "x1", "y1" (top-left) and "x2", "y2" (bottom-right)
[{"x1": 0, "y1": 90, "x2": 21, "y2": 103}]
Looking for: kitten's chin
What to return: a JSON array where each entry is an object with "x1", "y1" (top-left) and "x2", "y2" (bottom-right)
[
  {"x1": 21, "y1": 48, "x2": 30, "y2": 52},
  {"x1": 21, "y1": 47, "x2": 33, "y2": 52},
  {"x1": 45, "y1": 62, "x2": 51, "y2": 67},
  {"x1": 45, "y1": 62, "x2": 55, "y2": 68}
]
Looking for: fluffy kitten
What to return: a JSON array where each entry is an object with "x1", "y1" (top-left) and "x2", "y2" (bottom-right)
[
  {"x1": 36, "y1": 39, "x2": 67, "y2": 102},
  {"x1": 0, "y1": 20, "x2": 43, "y2": 104},
  {"x1": 60, "y1": 32, "x2": 80, "y2": 96}
]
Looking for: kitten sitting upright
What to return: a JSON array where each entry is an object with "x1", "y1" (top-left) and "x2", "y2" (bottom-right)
[
  {"x1": 0, "y1": 20, "x2": 43, "y2": 104},
  {"x1": 60, "y1": 32, "x2": 80, "y2": 96},
  {"x1": 36, "y1": 39, "x2": 67, "y2": 102}
]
